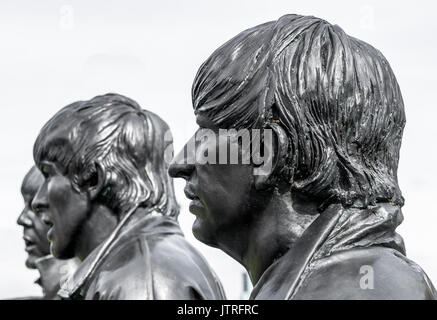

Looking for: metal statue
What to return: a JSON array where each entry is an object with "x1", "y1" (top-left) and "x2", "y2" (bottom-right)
[
  {"x1": 32, "y1": 94, "x2": 225, "y2": 300},
  {"x1": 17, "y1": 166, "x2": 79, "y2": 299},
  {"x1": 169, "y1": 14, "x2": 436, "y2": 299}
]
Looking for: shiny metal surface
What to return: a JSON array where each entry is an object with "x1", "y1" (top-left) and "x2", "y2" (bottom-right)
[
  {"x1": 16, "y1": 166, "x2": 79, "y2": 300},
  {"x1": 169, "y1": 14, "x2": 437, "y2": 299},
  {"x1": 31, "y1": 93, "x2": 225, "y2": 300}
]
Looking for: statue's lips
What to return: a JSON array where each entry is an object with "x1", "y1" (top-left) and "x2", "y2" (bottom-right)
[
  {"x1": 47, "y1": 226, "x2": 54, "y2": 242},
  {"x1": 184, "y1": 187, "x2": 205, "y2": 217},
  {"x1": 189, "y1": 198, "x2": 205, "y2": 217},
  {"x1": 23, "y1": 234, "x2": 36, "y2": 252},
  {"x1": 184, "y1": 187, "x2": 198, "y2": 201},
  {"x1": 24, "y1": 244, "x2": 36, "y2": 253}
]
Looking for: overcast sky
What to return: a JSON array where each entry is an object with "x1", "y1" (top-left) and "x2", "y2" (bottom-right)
[{"x1": 0, "y1": 0, "x2": 436, "y2": 299}]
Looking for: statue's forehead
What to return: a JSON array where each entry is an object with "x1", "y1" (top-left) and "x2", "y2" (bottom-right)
[
  {"x1": 21, "y1": 180, "x2": 41, "y2": 198},
  {"x1": 21, "y1": 168, "x2": 44, "y2": 194}
]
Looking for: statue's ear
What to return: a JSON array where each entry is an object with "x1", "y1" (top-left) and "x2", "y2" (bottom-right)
[
  {"x1": 82, "y1": 162, "x2": 106, "y2": 201},
  {"x1": 253, "y1": 123, "x2": 289, "y2": 190}
]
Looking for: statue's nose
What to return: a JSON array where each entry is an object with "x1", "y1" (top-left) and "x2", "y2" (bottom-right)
[
  {"x1": 17, "y1": 208, "x2": 33, "y2": 227},
  {"x1": 168, "y1": 148, "x2": 194, "y2": 180}
]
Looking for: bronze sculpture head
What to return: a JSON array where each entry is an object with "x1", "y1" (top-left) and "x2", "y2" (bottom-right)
[
  {"x1": 17, "y1": 166, "x2": 49, "y2": 268},
  {"x1": 32, "y1": 93, "x2": 178, "y2": 260},
  {"x1": 17, "y1": 166, "x2": 79, "y2": 299},
  {"x1": 31, "y1": 93, "x2": 225, "y2": 300},
  {"x1": 169, "y1": 14, "x2": 435, "y2": 299}
]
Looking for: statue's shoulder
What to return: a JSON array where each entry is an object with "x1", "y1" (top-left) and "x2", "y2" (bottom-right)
[
  {"x1": 294, "y1": 247, "x2": 436, "y2": 300},
  {"x1": 146, "y1": 232, "x2": 226, "y2": 300},
  {"x1": 88, "y1": 230, "x2": 225, "y2": 300},
  {"x1": 82, "y1": 233, "x2": 156, "y2": 299}
]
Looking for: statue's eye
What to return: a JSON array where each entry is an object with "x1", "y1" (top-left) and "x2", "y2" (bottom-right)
[{"x1": 41, "y1": 166, "x2": 50, "y2": 177}]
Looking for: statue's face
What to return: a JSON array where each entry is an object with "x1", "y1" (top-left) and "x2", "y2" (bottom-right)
[
  {"x1": 169, "y1": 115, "x2": 263, "y2": 247},
  {"x1": 17, "y1": 175, "x2": 51, "y2": 268},
  {"x1": 32, "y1": 160, "x2": 89, "y2": 259}
]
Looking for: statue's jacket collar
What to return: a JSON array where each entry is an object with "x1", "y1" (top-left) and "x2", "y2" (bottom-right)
[
  {"x1": 250, "y1": 203, "x2": 437, "y2": 299},
  {"x1": 34, "y1": 255, "x2": 79, "y2": 300},
  {"x1": 58, "y1": 208, "x2": 181, "y2": 299}
]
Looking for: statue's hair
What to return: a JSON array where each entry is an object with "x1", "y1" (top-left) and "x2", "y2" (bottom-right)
[
  {"x1": 21, "y1": 165, "x2": 44, "y2": 196},
  {"x1": 34, "y1": 93, "x2": 179, "y2": 218},
  {"x1": 192, "y1": 14, "x2": 406, "y2": 208}
]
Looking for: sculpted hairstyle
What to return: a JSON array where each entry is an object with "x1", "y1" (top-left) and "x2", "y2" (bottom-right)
[
  {"x1": 34, "y1": 93, "x2": 179, "y2": 217},
  {"x1": 192, "y1": 14, "x2": 405, "y2": 208}
]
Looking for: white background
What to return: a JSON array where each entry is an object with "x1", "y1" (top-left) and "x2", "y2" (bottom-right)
[{"x1": 0, "y1": 0, "x2": 436, "y2": 299}]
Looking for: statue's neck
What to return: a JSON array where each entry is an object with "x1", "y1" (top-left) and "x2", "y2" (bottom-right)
[
  {"x1": 243, "y1": 199, "x2": 405, "y2": 286},
  {"x1": 240, "y1": 191, "x2": 319, "y2": 284},
  {"x1": 75, "y1": 204, "x2": 118, "y2": 261}
]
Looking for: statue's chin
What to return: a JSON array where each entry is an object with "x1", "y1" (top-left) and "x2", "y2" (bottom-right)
[
  {"x1": 25, "y1": 255, "x2": 37, "y2": 269},
  {"x1": 192, "y1": 218, "x2": 219, "y2": 248}
]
